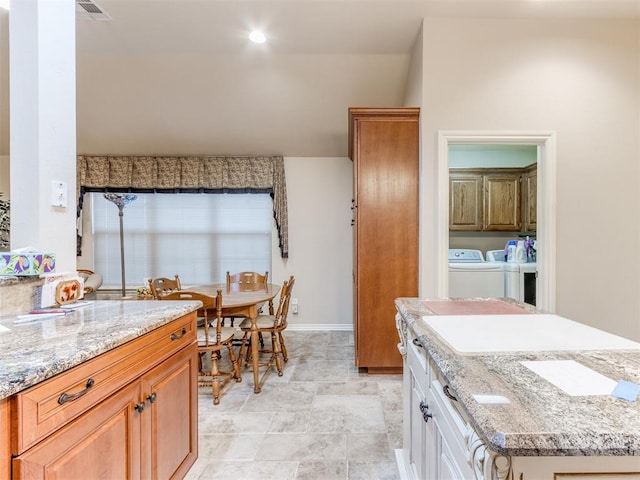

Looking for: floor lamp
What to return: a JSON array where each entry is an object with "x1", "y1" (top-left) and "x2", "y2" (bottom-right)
[{"x1": 104, "y1": 193, "x2": 137, "y2": 298}]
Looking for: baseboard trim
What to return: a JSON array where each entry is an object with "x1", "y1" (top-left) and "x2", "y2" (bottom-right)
[{"x1": 287, "y1": 324, "x2": 353, "y2": 331}]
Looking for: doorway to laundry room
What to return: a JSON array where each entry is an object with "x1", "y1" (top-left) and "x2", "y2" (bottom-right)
[{"x1": 436, "y1": 131, "x2": 557, "y2": 313}]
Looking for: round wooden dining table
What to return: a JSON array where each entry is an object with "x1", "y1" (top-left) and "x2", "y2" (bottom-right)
[{"x1": 188, "y1": 282, "x2": 280, "y2": 393}]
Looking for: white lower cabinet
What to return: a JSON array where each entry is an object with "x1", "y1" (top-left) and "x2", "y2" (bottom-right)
[
  {"x1": 395, "y1": 316, "x2": 640, "y2": 480},
  {"x1": 404, "y1": 337, "x2": 434, "y2": 479}
]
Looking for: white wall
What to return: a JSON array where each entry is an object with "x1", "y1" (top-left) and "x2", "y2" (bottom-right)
[
  {"x1": 420, "y1": 17, "x2": 640, "y2": 341},
  {"x1": 271, "y1": 157, "x2": 353, "y2": 329}
]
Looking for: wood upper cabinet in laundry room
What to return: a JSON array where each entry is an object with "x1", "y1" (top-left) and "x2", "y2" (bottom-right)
[
  {"x1": 483, "y1": 173, "x2": 521, "y2": 231},
  {"x1": 449, "y1": 168, "x2": 523, "y2": 232},
  {"x1": 349, "y1": 107, "x2": 419, "y2": 373},
  {"x1": 449, "y1": 173, "x2": 483, "y2": 231}
]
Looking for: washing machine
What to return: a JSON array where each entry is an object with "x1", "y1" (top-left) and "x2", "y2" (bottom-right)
[{"x1": 448, "y1": 249, "x2": 505, "y2": 299}]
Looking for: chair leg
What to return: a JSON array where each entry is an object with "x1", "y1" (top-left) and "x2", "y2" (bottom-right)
[
  {"x1": 244, "y1": 333, "x2": 253, "y2": 368},
  {"x1": 238, "y1": 331, "x2": 251, "y2": 368},
  {"x1": 226, "y1": 341, "x2": 242, "y2": 382},
  {"x1": 278, "y1": 331, "x2": 288, "y2": 363},
  {"x1": 270, "y1": 332, "x2": 284, "y2": 376},
  {"x1": 210, "y1": 351, "x2": 221, "y2": 405}
]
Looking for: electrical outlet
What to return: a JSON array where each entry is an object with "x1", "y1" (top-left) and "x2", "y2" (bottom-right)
[{"x1": 291, "y1": 298, "x2": 298, "y2": 314}]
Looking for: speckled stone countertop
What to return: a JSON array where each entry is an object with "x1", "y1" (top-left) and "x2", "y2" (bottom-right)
[
  {"x1": 395, "y1": 297, "x2": 640, "y2": 457},
  {"x1": 0, "y1": 300, "x2": 201, "y2": 400}
]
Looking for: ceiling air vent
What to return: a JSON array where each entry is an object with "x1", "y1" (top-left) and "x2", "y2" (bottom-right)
[{"x1": 76, "y1": 0, "x2": 111, "y2": 21}]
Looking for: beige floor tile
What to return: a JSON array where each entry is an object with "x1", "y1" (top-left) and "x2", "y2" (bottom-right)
[
  {"x1": 290, "y1": 359, "x2": 352, "y2": 382},
  {"x1": 317, "y1": 380, "x2": 380, "y2": 396},
  {"x1": 241, "y1": 382, "x2": 317, "y2": 412},
  {"x1": 189, "y1": 460, "x2": 298, "y2": 480},
  {"x1": 347, "y1": 460, "x2": 399, "y2": 480},
  {"x1": 188, "y1": 331, "x2": 404, "y2": 480},
  {"x1": 267, "y1": 411, "x2": 312, "y2": 433},
  {"x1": 347, "y1": 433, "x2": 396, "y2": 462},
  {"x1": 308, "y1": 395, "x2": 387, "y2": 433},
  {"x1": 199, "y1": 411, "x2": 274, "y2": 434},
  {"x1": 255, "y1": 433, "x2": 347, "y2": 461},
  {"x1": 296, "y1": 460, "x2": 348, "y2": 480},
  {"x1": 198, "y1": 433, "x2": 266, "y2": 460}
]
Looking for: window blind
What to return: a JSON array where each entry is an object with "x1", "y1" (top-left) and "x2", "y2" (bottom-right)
[{"x1": 91, "y1": 193, "x2": 272, "y2": 289}]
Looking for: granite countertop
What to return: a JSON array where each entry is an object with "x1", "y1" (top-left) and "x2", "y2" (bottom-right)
[
  {"x1": 0, "y1": 300, "x2": 201, "y2": 400},
  {"x1": 395, "y1": 297, "x2": 640, "y2": 457}
]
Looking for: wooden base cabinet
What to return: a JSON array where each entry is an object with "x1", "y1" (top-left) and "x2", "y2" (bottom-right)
[
  {"x1": 349, "y1": 107, "x2": 419, "y2": 372},
  {"x1": 9, "y1": 313, "x2": 198, "y2": 480},
  {"x1": 1, "y1": 398, "x2": 12, "y2": 479},
  {"x1": 13, "y1": 381, "x2": 142, "y2": 479}
]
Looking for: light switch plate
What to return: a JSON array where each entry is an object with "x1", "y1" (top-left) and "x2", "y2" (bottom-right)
[{"x1": 51, "y1": 181, "x2": 67, "y2": 207}]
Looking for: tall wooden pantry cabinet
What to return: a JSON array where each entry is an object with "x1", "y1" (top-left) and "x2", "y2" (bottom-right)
[{"x1": 348, "y1": 107, "x2": 419, "y2": 373}]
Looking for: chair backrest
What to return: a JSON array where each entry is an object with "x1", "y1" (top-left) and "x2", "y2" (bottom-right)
[
  {"x1": 272, "y1": 276, "x2": 295, "y2": 330},
  {"x1": 159, "y1": 290, "x2": 222, "y2": 346},
  {"x1": 226, "y1": 271, "x2": 268, "y2": 285},
  {"x1": 148, "y1": 275, "x2": 182, "y2": 298}
]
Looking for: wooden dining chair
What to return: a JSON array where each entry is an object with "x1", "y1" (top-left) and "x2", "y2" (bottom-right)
[
  {"x1": 226, "y1": 271, "x2": 269, "y2": 286},
  {"x1": 238, "y1": 276, "x2": 295, "y2": 378},
  {"x1": 224, "y1": 272, "x2": 271, "y2": 347},
  {"x1": 159, "y1": 290, "x2": 241, "y2": 405},
  {"x1": 148, "y1": 275, "x2": 182, "y2": 298}
]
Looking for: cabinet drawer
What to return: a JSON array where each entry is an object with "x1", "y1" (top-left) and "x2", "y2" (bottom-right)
[
  {"x1": 407, "y1": 336, "x2": 428, "y2": 380},
  {"x1": 11, "y1": 312, "x2": 196, "y2": 454},
  {"x1": 431, "y1": 379, "x2": 472, "y2": 472}
]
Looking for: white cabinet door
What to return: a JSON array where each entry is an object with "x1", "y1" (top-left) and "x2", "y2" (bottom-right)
[
  {"x1": 406, "y1": 337, "x2": 437, "y2": 480},
  {"x1": 436, "y1": 424, "x2": 468, "y2": 480}
]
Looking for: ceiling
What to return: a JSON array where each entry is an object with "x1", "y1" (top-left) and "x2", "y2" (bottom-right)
[{"x1": 74, "y1": 0, "x2": 640, "y2": 157}]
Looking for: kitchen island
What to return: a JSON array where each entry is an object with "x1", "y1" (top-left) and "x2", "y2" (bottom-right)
[
  {"x1": 395, "y1": 297, "x2": 640, "y2": 479},
  {"x1": 0, "y1": 299, "x2": 201, "y2": 479}
]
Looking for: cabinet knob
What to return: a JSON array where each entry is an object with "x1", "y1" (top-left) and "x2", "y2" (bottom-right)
[
  {"x1": 134, "y1": 402, "x2": 146, "y2": 413},
  {"x1": 419, "y1": 400, "x2": 433, "y2": 423},
  {"x1": 146, "y1": 392, "x2": 157, "y2": 404}
]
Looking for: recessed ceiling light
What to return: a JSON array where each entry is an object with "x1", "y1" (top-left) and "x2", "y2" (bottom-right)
[{"x1": 249, "y1": 30, "x2": 266, "y2": 44}]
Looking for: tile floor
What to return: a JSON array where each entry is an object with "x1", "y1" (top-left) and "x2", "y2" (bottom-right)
[{"x1": 184, "y1": 330, "x2": 403, "y2": 480}]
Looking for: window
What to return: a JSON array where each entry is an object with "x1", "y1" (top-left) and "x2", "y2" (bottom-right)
[{"x1": 91, "y1": 193, "x2": 272, "y2": 288}]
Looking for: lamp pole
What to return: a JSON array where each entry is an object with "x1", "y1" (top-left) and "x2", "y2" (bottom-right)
[{"x1": 104, "y1": 193, "x2": 137, "y2": 297}]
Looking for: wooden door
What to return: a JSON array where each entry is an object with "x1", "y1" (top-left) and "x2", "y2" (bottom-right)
[
  {"x1": 140, "y1": 345, "x2": 198, "y2": 480},
  {"x1": 449, "y1": 173, "x2": 483, "y2": 231},
  {"x1": 349, "y1": 108, "x2": 419, "y2": 371},
  {"x1": 12, "y1": 382, "x2": 141, "y2": 480},
  {"x1": 483, "y1": 174, "x2": 521, "y2": 231}
]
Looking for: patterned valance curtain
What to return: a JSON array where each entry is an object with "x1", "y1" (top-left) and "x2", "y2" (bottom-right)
[{"x1": 76, "y1": 155, "x2": 288, "y2": 258}]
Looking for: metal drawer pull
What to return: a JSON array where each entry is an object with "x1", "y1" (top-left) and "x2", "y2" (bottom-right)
[
  {"x1": 58, "y1": 378, "x2": 95, "y2": 405},
  {"x1": 170, "y1": 327, "x2": 187, "y2": 340},
  {"x1": 419, "y1": 400, "x2": 433, "y2": 423},
  {"x1": 146, "y1": 392, "x2": 157, "y2": 404},
  {"x1": 443, "y1": 384, "x2": 457, "y2": 402},
  {"x1": 412, "y1": 337, "x2": 423, "y2": 349},
  {"x1": 134, "y1": 402, "x2": 145, "y2": 413}
]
